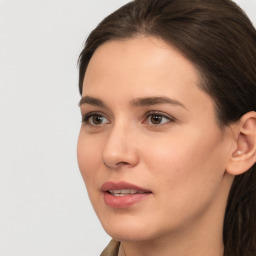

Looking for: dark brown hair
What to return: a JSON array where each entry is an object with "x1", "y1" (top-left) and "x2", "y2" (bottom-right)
[{"x1": 78, "y1": 0, "x2": 256, "y2": 255}]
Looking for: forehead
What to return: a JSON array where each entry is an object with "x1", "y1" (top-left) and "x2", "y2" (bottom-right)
[
  {"x1": 82, "y1": 36, "x2": 217, "y2": 126},
  {"x1": 83, "y1": 36, "x2": 200, "y2": 92}
]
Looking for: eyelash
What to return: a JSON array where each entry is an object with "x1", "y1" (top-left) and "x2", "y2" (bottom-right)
[
  {"x1": 81, "y1": 111, "x2": 175, "y2": 127},
  {"x1": 82, "y1": 112, "x2": 109, "y2": 126},
  {"x1": 143, "y1": 111, "x2": 175, "y2": 125}
]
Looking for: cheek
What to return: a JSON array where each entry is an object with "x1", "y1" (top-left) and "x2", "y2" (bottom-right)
[
  {"x1": 139, "y1": 130, "x2": 228, "y2": 228},
  {"x1": 142, "y1": 127, "x2": 227, "y2": 195},
  {"x1": 77, "y1": 131, "x2": 101, "y2": 188}
]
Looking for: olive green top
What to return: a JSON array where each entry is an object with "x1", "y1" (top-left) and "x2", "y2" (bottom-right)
[{"x1": 100, "y1": 240, "x2": 121, "y2": 256}]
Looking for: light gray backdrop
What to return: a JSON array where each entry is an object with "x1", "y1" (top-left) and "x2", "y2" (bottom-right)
[{"x1": 0, "y1": 1, "x2": 255, "y2": 255}]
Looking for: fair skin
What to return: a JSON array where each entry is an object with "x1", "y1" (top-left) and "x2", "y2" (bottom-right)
[{"x1": 77, "y1": 36, "x2": 250, "y2": 256}]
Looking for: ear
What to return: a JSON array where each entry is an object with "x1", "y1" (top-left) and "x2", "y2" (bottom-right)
[{"x1": 226, "y1": 111, "x2": 256, "y2": 175}]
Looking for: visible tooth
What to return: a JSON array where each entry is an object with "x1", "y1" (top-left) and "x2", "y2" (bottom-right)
[
  {"x1": 128, "y1": 189, "x2": 137, "y2": 194},
  {"x1": 109, "y1": 189, "x2": 144, "y2": 196},
  {"x1": 113, "y1": 194, "x2": 126, "y2": 197}
]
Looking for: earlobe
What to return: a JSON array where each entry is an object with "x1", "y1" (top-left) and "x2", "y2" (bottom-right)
[{"x1": 226, "y1": 111, "x2": 256, "y2": 176}]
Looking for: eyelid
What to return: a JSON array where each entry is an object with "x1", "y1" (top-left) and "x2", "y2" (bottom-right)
[
  {"x1": 143, "y1": 111, "x2": 176, "y2": 125},
  {"x1": 81, "y1": 110, "x2": 175, "y2": 127},
  {"x1": 81, "y1": 111, "x2": 110, "y2": 125}
]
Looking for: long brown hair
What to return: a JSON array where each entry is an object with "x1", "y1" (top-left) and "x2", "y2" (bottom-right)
[{"x1": 78, "y1": 0, "x2": 256, "y2": 255}]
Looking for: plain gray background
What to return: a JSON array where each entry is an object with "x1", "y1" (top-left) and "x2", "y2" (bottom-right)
[{"x1": 0, "y1": 1, "x2": 255, "y2": 255}]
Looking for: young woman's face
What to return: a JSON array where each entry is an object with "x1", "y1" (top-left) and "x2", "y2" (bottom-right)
[{"x1": 77, "y1": 37, "x2": 234, "y2": 242}]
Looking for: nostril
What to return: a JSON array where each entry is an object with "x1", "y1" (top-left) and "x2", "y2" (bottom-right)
[
  {"x1": 117, "y1": 161, "x2": 130, "y2": 166},
  {"x1": 103, "y1": 162, "x2": 110, "y2": 168},
  {"x1": 103, "y1": 161, "x2": 130, "y2": 168}
]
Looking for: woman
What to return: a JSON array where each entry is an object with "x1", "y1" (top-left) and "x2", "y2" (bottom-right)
[{"x1": 77, "y1": 0, "x2": 256, "y2": 255}]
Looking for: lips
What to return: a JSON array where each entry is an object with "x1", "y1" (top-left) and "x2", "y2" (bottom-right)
[
  {"x1": 101, "y1": 181, "x2": 152, "y2": 208},
  {"x1": 108, "y1": 189, "x2": 146, "y2": 196},
  {"x1": 101, "y1": 181, "x2": 151, "y2": 193}
]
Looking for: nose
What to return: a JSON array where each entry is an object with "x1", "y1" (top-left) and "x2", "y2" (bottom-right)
[{"x1": 102, "y1": 124, "x2": 139, "y2": 169}]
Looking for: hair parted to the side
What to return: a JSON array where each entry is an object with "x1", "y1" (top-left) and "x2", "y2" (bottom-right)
[{"x1": 78, "y1": 0, "x2": 256, "y2": 255}]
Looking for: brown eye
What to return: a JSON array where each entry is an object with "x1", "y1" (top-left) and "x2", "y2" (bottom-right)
[
  {"x1": 144, "y1": 112, "x2": 173, "y2": 125},
  {"x1": 150, "y1": 114, "x2": 163, "y2": 124},
  {"x1": 82, "y1": 113, "x2": 109, "y2": 126},
  {"x1": 91, "y1": 115, "x2": 104, "y2": 125}
]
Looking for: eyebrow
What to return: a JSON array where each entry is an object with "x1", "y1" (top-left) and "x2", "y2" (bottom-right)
[
  {"x1": 79, "y1": 95, "x2": 186, "y2": 109},
  {"x1": 130, "y1": 96, "x2": 187, "y2": 109},
  {"x1": 78, "y1": 96, "x2": 107, "y2": 108}
]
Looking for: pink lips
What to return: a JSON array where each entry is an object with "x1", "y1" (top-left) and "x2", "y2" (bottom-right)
[{"x1": 101, "y1": 181, "x2": 152, "y2": 208}]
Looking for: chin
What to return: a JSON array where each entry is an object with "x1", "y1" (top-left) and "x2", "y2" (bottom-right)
[
  {"x1": 100, "y1": 216, "x2": 155, "y2": 242},
  {"x1": 105, "y1": 228, "x2": 154, "y2": 242},
  {"x1": 100, "y1": 214, "x2": 174, "y2": 243}
]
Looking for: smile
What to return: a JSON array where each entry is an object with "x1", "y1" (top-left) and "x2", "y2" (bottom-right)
[
  {"x1": 108, "y1": 189, "x2": 147, "y2": 196},
  {"x1": 102, "y1": 182, "x2": 152, "y2": 208}
]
